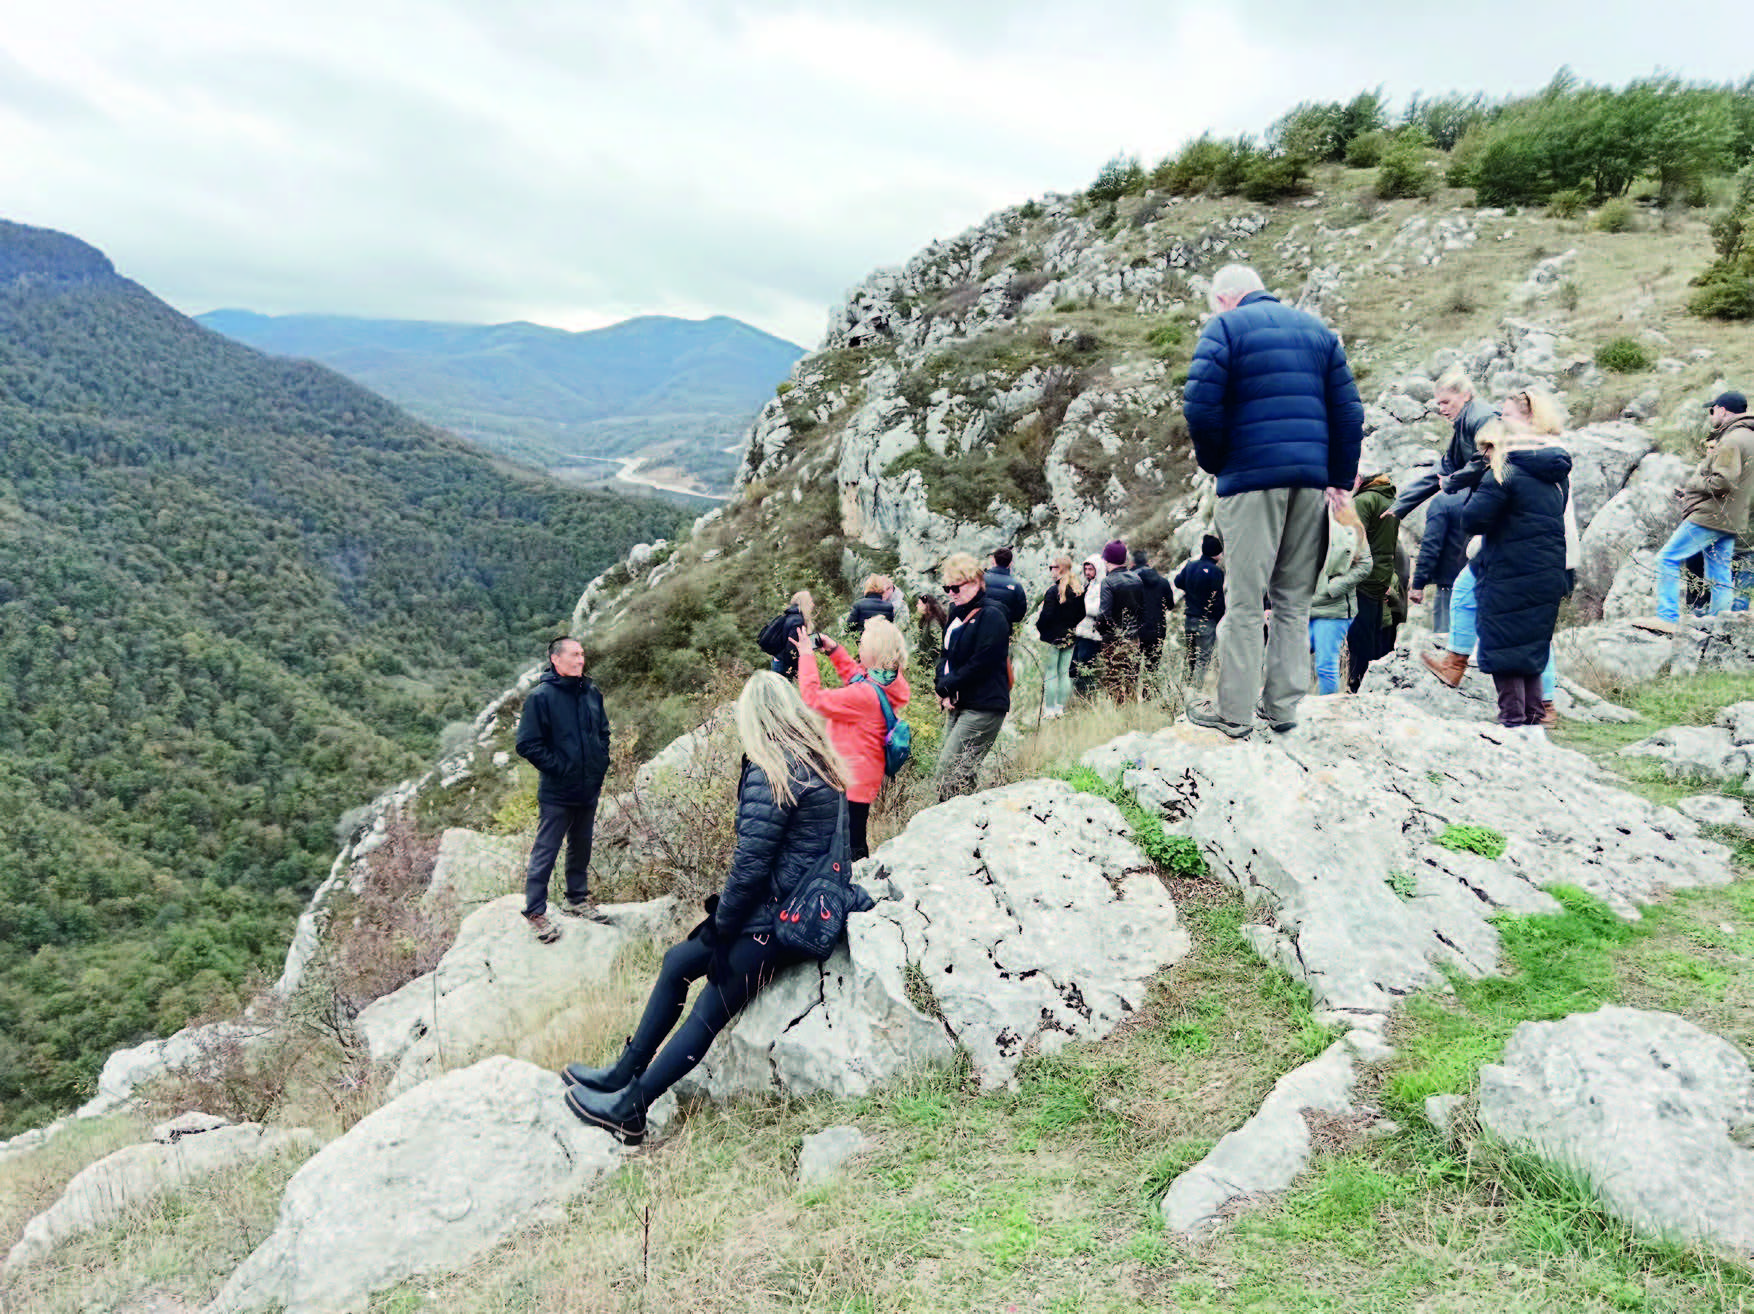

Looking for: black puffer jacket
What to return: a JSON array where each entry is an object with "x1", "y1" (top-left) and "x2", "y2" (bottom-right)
[
  {"x1": 936, "y1": 593, "x2": 1012, "y2": 713},
  {"x1": 515, "y1": 671, "x2": 610, "y2": 805},
  {"x1": 714, "y1": 755, "x2": 844, "y2": 939},
  {"x1": 1097, "y1": 568, "x2": 1145, "y2": 643},
  {"x1": 1035, "y1": 584, "x2": 1086, "y2": 646},
  {"x1": 845, "y1": 593, "x2": 895, "y2": 634},
  {"x1": 1462, "y1": 445, "x2": 1573, "y2": 675}
]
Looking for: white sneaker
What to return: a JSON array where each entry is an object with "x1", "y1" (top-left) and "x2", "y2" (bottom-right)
[{"x1": 1042, "y1": 705, "x2": 1063, "y2": 720}]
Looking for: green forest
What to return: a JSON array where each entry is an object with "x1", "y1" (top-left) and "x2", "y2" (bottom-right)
[{"x1": 0, "y1": 221, "x2": 690, "y2": 1133}]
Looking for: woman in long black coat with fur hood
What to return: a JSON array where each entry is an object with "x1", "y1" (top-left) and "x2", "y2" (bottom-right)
[{"x1": 1460, "y1": 420, "x2": 1572, "y2": 736}]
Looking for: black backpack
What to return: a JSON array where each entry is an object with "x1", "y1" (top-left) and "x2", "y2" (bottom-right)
[
  {"x1": 756, "y1": 611, "x2": 792, "y2": 657},
  {"x1": 774, "y1": 797, "x2": 855, "y2": 959}
]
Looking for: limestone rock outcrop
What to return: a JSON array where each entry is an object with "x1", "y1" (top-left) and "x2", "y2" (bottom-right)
[
  {"x1": 204, "y1": 1058, "x2": 620, "y2": 1314},
  {"x1": 675, "y1": 780, "x2": 1190, "y2": 1102},
  {"x1": 1479, "y1": 1007, "x2": 1754, "y2": 1257},
  {"x1": 1359, "y1": 645, "x2": 1635, "y2": 724},
  {"x1": 6, "y1": 1123, "x2": 319, "y2": 1274},
  {"x1": 1620, "y1": 701, "x2": 1754, "y2": 790},
  {"x1": 1083, "y1": 696, "x2": 1728, "y2": 1034},
  {"x1": 358, "y1": 892, "x2": 677, "y2": 1095}
]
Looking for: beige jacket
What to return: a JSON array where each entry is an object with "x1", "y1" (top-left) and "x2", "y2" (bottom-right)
[{"x1": 1681, "y1": 415, "x2": 1754, "y2": 534}]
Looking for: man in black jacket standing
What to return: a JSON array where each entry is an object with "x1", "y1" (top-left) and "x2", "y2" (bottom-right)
[
  {"x1": 1174, "y1": 536, "x2": 1227, "y2": 681},
  {"x1": 515, "y1": 636, "x2": 612, "y2": 942},
  {"x1": 1132, "y1": 550, "x2": 1175, "y2": 672},
  {"x1": 984, "y1": 548, "x2": 1029, "y2": 624}
]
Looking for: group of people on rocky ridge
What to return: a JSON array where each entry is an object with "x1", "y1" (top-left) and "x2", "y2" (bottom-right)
[{"x1": 512, "y1": 263, "x2": 1754, "y2": 1146}]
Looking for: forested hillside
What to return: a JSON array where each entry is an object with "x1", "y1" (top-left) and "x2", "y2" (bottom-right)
[
  {"x1": 197, "y1": 310, "x2": 804, "y2": 491},
  {"x1": 0, "y1": 220, "x2": 690, "y2": 1132}
]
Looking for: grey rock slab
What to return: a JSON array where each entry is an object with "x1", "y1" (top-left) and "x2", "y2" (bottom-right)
[
  {"x1": 1085, "y1": 695, "x2": 1728, "y2": 1021},
  {"x1": 152, "y1": 1111, "x2": 232, "y2": 1143},
  {"x1": 798, "y1": 1126, "x2": 869, "y2": 1186},
  {"x1": 5, "y1": 1124, "x2": 319, "y2": 1274},
  {"x1": 76, "y1": 1022, "x2": 276, "y2": 1120},
  {"x1": 1720, "y1": 702, "x2": 1754, "y2": 746},
  {"x1": 1564, "y1": 422, "x2": 1655, "y2": 529},
  {"x1": 678, "y1": 780, "x2": 1190, "y2": 1101},
  {"x1": 1675, "y1": 794, "x2": 1754, "y2": 837},
  {"x1": 1161, "y1": 1040, "x2": 1358, "y2": 1234},
  {"x1": 1479, "y1": 1007, "x2": 1754, "y2": 1256},
  {"x1": 1672, "y1": 613, "x2": 1754, "y2": 676},
  {"x1": 425, "y1": 828, "x2": 525, "y2": 908},
  {"x1": 1620, "y1": 726, "x2": 1751, "y2": 786},
  {"x1": 357, "y1": 893, "x2": 676, "y2": 1095},
  {"x1": 203, "y1": 1058, "x2": 620, "y2": 1314},
  {"x1": 1554, "y1": 620, "x2": 1677, "y2": 687}
]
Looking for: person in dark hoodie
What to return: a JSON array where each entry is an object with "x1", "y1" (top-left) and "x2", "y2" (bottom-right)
[
  {"x1": 515, "y1": 637, "x2": 612, "y2": 943},
  {"x1": 1174, "y1": 535, "x2": 1227, "y2": 680},
  {"x1": 1094, "y1": 539, "x2": 1146, "y2": 696},
  {"x1": 1410, "y1": 488, "x2": 1470, "y2": 635},
  {"x1": 1461, "y1": 421, "x2": 1573, "y2": 738},
  {"x1": 1347, "y1": 473, "x2": 1401, "y2": 692},
  {"x1": 561, "y1": 671, "x2": 852, "y2": 1144},
  {"x1": 1131, "y1": 550, "x2": 1175, "y2": 671},
  {"x1": 983, "y1": 548, "x2": 1029, "y2": 625},
  {"x1": 935, "y1": 552, "x2": 1013, "y2": 799}
]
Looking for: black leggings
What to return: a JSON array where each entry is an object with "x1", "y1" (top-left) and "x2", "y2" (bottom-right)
[
  {"x1": 849, "y1": 801, "x2": 871, "y2": 862},
  {"x1": 628, "y1": 932, "x2": 806, "y2": 1099}
]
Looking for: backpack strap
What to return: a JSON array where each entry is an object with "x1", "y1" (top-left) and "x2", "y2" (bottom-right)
[{"x1": 851, "y1": 673, "x2": 897, "y2": 731}]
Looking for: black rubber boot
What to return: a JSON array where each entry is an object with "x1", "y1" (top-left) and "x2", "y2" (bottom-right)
[
  {"x1": 564, "y1": 1080, "x2": 647, "y2": 1146},
  {"x1": 561, "y1": 1040, "x2": 649, "y2": 1094}
]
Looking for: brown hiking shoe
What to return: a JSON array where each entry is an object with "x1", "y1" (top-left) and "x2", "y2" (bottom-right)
[
  {"x1": 1540, "y1": 701, "x2": 1558, "y2": 728},
  {"x1": 1420, "y1": 649, "x2": 1469, "y2": 688},
  {"x1": 525, "y1": 912, "x2": 562, "y2": 944},
  {"x1": 558, "y1": 897, "x2": 613, "y2": 925}
]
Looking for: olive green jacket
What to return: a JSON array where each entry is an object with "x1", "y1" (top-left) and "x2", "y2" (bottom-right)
[{"x1": 1682, "y1": 416, "x2": 1754, "y2": 534}]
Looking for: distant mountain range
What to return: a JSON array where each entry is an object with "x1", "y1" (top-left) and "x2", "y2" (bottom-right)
[{"x1": 198, "y1": 310, "x2": 806, "y2": 496}]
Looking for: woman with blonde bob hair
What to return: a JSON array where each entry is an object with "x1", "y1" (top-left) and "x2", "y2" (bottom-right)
[
  {"x1": 793, "y1": 614, "x2": 910, "y2": 860},
  {"x1": 934, "y1": 551, "x2": 1013, "y2": 799},
  {"x1": 563, "y1": 671, "x2": 852, "y2": 1143},
  {"x1": 846, "y1": 574, "x2": 897, "y2": 634}
]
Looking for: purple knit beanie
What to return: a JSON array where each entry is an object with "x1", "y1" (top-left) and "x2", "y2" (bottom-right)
[{"x1": 1101, "y1": 539, "x2": 1127, "y2": 566}]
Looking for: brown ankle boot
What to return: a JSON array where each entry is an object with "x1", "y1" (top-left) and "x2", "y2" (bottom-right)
[
  {"x1": 1420, "y1": 649, "x2": 1469, "y2": 688},
  {"x1": 1540, "y1": 701, "x2": 1558, "y2": 728}
]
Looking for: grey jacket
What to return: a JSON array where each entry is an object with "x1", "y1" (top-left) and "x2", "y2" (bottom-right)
[{"x1": 1308, "y1": 520, "x2": 1372, "y2": 621}]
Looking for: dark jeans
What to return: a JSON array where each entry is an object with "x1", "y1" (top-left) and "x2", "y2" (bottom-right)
[
  {"x1": 629, "y1": 932, "x2": 805, "y2": 1099},
  {"x1": 524, "y1": 794, "x2": 599, "y2": 917},
  {"x1": 1493, "y1": 673, "x2": 1545, "y2": 728},
  {"x1": 1070, "y1": 636, "x2": 1104, "y2": 696},
  {"x1": 1184, "y1": 620, "x2": 1217, "y2": 679},
  {"x1": 849, "y1": 800, "x2": 871, "y2": 862},
  {"x1": 1345, "y1": 594, "x2": 1396, "y2": 693}
]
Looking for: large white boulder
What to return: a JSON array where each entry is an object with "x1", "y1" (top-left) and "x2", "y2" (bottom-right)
[
  {"x1": 204, "y1": 1058, "x2": 620, "y2": 1314},
  {"x1": 425, "y1": 828, "x2": 524, "y2": 908},
  {"x1": 6, "y1": 1123, "x2": 319, "y2": 1273},
  {"x1": 357, "y1": 894, "x2": 677, "y2": 1095},
  {"x1": 1575, "y1": 452, "x2": 1687, "y2": 604},
  {"x1": 1083, "y1": 696, "x2": 1729, "y2": 1032},
  {"x1": 1359, "y1": 645, "x2": 1635, "y2": 724},
  {"x1": 1553, "y1": 619, "x2": 1679, "y2": 687},
  {"x1": 76, "y1": 1022, "x2": 276, "y2": 1120},
  {"x1": 1479, "y1": 1007, "x2": 1754, "y2": 1256},
  {"x1": 676, "y1": 780, "x2": 1190, "y2": 1100},
  {"x1": 1562, "y1": 421, "x2": 1655, "y2": 529}
]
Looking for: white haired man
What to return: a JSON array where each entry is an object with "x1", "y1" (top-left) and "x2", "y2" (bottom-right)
[{"x1": 1180, "y1": 264, "x2": 1363, "y2": 737}]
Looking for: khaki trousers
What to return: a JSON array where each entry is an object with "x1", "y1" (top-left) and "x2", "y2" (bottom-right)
[{"x1": 1214, "y1": 486, "x2": 1329, "y2": 724}]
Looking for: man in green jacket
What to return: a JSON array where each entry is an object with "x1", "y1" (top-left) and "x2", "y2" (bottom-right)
[
  {"x1": 1636, "y1": 392, "x2": 1754, "y2": 634},
  {"x1": 1347, "y1": 472, "x2": 1400, "y2": 691}
]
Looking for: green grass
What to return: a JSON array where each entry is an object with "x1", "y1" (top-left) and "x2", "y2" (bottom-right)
[
  {"x1": 1433, "y1": 823, "x2": 1507, "y2": 859},
  {"x1": 1060, "y1": 763, "x2": 1209, "y2": 877}
]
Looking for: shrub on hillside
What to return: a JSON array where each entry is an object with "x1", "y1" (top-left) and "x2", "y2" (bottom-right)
[
  {"x1": 1546, "y1": 188, "x2": 1589, "y2": 218},
  {"x1": 1087, "y1": 154, "x2": 1146, "y2": 204},
  {"x1": 1375, "y1": 132, "x2": 1438, "y2": 199},
  {"x1": 1019, "y1": 199, "x2": 1042, "y2": 220},
  {"x1": 1242, "y1": 154, "x2": 1310, "y2": 203},
  {"x1": 1690, "y1": 164, "x2": 1754, "y2": 321},
  {"x1": 1595, "y1": 337, "x2": 1654, "y2": 372},
  {"x1": 1593, "y1": 198, "x2": 1637, "y2": 232},
  {"x1": 1344, "y1": 130, "x2": 1388, "y2": 168}
]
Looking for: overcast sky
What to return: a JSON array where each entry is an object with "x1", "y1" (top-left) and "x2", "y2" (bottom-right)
[{"x1": 4, "y1": 1, "x2": 1752, "y2": 349}]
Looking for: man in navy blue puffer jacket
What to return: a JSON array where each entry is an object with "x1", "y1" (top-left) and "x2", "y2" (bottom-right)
[{"x1": 1181, "y1": 265, "x2": 1363, "y2": 736}]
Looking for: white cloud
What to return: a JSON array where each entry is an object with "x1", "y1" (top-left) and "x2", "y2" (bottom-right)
[{"x1": 2, "y1": 0, "x2": 1751, "y2": 347}]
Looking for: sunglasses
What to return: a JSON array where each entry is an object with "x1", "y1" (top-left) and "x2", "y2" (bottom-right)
[{"x1": 945, "y1": 579, "x2": 978, "y2": 594}]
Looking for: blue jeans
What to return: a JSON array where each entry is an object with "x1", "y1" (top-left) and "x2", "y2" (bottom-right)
[
  {"x1": 1733, "y1": 551, "x2": 1753, "y2": 612},
  {"x1": 1657, "y1": 521, "x2": 1735, "y2": 622},
  {"x1": 1446, "y1": 566, "x2": 1476, "y2": 656},
  {"x1": 1309, "y1": 618, "x2": 1350, "y2": 695}
]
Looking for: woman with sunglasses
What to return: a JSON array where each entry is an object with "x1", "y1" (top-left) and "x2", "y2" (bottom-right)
[{"x1": 933, "y1": 552, "x2": 1013, "y2": 800}]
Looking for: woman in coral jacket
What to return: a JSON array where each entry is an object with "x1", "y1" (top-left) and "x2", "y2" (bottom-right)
[{"x1": 792, "y1": 615, "x2": 910, "y2": 860}]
